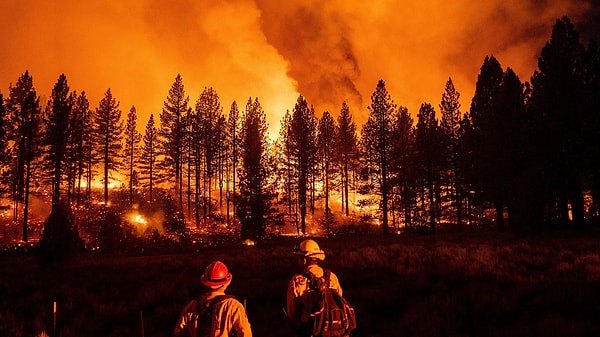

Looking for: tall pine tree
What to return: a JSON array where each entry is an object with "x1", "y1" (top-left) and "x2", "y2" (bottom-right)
[
  {"x1": 439, "y1": 77, "x2": 463, "y2": 230},
  {"x1": 123, "y1": 105, "x2": 141, "y2": 205},
  {"x1": 0, "y1": 94, "x2": 10, "y2": 198},
  {"x1": 361, "y1": 79, "x2": 396, "y2": 234},
  {"x1": 530, "y1": 16, "x2": 586, "y2": 227},
  {"x1": 336, "y1": 101, "x2": 357, "y2": 216},
  {"x1": 69, "y1": 91, "x2": 93, "y2": 205},
  {"x1": 140, "y1": 114, "x2": 159, "y2": 202},
  {"x1": 159, "y1": 74, "x2": 189, "y2": 205},
  {"x1": 237, "y1": 97, "x2": 274, "y2": 242},
  {"x1": 226, "y1": 101, "x2": 241, "y2": 224},
  {"x1": 92, "y1": 88, "x2": 123, "y2": 204},
  {"x1": 415, "y1": 102, "x2": 442, "y2": 232},
  {"x1": 285, "y1": 95, "x2": 317, "y2": 234},
  {"x1": 6, "y1": 71, "x2": 41, "y2": 240},
  {"x1": 317, "y1": 110, "x2": 336, "y2": 226},
  {"x1": 43, "y1": 74, "x2": 71, "y2": 210},
  {"x1": 388, "y1": 106, "x2": 416, "y2": 229}
]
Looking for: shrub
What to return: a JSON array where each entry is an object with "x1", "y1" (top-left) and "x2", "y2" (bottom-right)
[{"x1": 36, "y1": 203, "x2": 84, "y2": 268}]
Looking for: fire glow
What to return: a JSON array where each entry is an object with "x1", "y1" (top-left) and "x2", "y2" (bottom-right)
[
  {"x1": 1, "y1": 1, "x2": 597, "y2": 138},
  {"x1": 128, "y1": 212, "x2": 149, "y2": 235}
]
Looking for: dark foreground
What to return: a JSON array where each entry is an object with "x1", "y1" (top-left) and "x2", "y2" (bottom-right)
[{"x1": 1, "y1": 230, "x2": 600, "y2": 337}]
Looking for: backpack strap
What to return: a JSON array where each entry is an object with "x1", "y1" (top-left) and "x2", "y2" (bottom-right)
[
  {"x1": 322, "y1": 269, "x2": 331, "y2": 288},
  {"x1": 193, "y1": 295, "x2": 236, "y2": 322},
  {"x1": 193, "y1": 295, "x2": 236, "y2": 336},
  {"x1": 208, "y1": 295, "x2": 236, "y2": 310},
  {"x1": 304, "y1": 269, "x2": 331, "y2": 290}
]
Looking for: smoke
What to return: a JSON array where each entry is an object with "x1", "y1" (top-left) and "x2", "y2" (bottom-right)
[
  {"x1": 1, "y1": 0, "x2": 598, "y2": 135},
  {"x1": 255, "y1": 0, "x2": 363, "y2": 116},
  {"x1": 256, "y1": 0, "x2": 597, "y2": 125}
]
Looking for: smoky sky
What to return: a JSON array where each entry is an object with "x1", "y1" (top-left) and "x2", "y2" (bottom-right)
[{"x1": 1, "y1": 0, "x2": 598, "y2": 136}]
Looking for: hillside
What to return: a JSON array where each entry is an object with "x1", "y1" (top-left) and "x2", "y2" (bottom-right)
[{"x1": 1, "y1": 230, "x2": 599, "y2": 337}]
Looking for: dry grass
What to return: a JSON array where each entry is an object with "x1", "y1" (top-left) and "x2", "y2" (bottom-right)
[{"x1": 1, "y1": 230, "x2": 600, "y2": 337}]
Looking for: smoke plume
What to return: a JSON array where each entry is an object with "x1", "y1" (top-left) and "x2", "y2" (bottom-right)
[{"x1": 1, "y1": 0, "x2": 598, "y2": 134}]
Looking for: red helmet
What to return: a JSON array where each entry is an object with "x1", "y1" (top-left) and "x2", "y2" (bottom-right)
[{"x1": 201, "y1": 261, "x2": 232, "y2": 288}]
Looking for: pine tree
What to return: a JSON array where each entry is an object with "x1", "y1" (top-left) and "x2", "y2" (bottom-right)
[
  {"x1": 388, "y1": 106, "x2": 415, "y2": 229},
  {"x1": 439, "y1": 77, "x2": 464, "y2": 230},
  {"x1": 285, "y1": 95, "x2": 317, "y2": 234},
  {"x1": 530, "y1": 16, "x2": 586, "y2": 227},
  {"x1": 278, "y1": 110, "x2": 296, "y2": 216},
  {"x1": 466, "y1": 56, "x2": 504, "y2": 228},
  {"x1": 140, "y1": 114, "x2": 158, "y2": 202},
  {"x1": 317, "y1": 110, "x2": 336, "y2": 227},
  {"x1": 0, "y1": 94, "x2": 10, "y2": 197},
  {"x1": 92, "y1": 88, "x2": 123, "y2": 204},
  {"x1": 237, "y1": 97, "x2": 274, "y2": 242},
  {"x1": 415, "y1": 102, "x2": 442, "y2": 232},
  {"x1": 495, "y1": 68, "x2": 527, "y2": 229},
  {"x1": 584, "y1": 39, "x2": 600, "y2": 216},
  {"x1": 361, "y1": 79, "x2": 396, "y2": 234},
  {"x1": 6, "y1": 71, "x2": 41, "y2": 241},
  {"x1": 123, "y1": 106, "x2": 141, "y2": 205},
  {"x1": 43, "y1": 74, "x2": 72, "y2": 210},
  {"x1": 335, "y1": 101, "x2": 357, "y2": 217},
  {"x1": 226, "y1": 101, "x2": 241, "y2": 224},
  {"x1": 69, "y1": 91, "x2": 93, "y2": 205},
  {"x1": 159, "y1": 74, "x2": 189, "y2": 205},
  {"x1": 216, "y1": 114, "x2": 227, "y2": 210},
  {"x1": 194, "y1": 87, "x2": 223, "y2": 219}
]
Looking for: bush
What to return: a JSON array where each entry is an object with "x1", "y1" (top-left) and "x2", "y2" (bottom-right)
[
  {"x1": 98, "y1": 209, "x2": 125, "y2": 252},
  {"x1": 36, "y1": 203, "x2": 84, "y2": 268}
]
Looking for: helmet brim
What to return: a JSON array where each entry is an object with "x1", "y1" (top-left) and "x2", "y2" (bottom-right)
[
  {"x1": 200, "y1": 273, "x2": 232, "y2": 288},
  {"x1": 298, "y1": 251, "x2": 325, "y2": 260}
]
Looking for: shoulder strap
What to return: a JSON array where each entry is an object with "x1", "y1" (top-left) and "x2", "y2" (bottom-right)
[
  {"x1": 304, "y1": 269, "x2": 331, "y2": 290},
  {"x1": 323, "y1": 269, "x2": 331, "y2": 287},
  {"x1": 196, "y1": 295, "x2": 236, "y2": 312},
  {"x1": 209, "y1": 294, "x2": 236, "y2": 308}
]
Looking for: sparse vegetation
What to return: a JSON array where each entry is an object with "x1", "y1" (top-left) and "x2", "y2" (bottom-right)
[{"x1": 1, "y1": 230, "x2": 599, "y2": 337}]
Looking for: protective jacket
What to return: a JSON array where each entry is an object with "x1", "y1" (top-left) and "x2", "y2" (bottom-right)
[
  {"x1": 286, "y1": 264, "x2": 343, "y2": 327},
  {"x1": 174, "y1": 291, "x2": 252, "y2": 337}
]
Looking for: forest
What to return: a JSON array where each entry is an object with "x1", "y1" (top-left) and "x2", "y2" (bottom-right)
[{"x1": 1, "y1": 16, "x2": 600, "y2": 252}]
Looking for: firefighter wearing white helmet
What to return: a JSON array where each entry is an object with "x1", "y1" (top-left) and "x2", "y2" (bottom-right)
[
  {"x1": 174, "y1": 261, "x2": 252, "y2": 337},
  {"x1": 286, "y1": 239, "x2": 343, "y2": 337}
]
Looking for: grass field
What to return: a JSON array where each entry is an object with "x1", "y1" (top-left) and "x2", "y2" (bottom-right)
[{"x1": 1, "y1": 230, "x2": 600, "y2": 337}]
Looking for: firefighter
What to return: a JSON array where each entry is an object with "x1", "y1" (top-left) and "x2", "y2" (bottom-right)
[
  {"x1": 174, "y1": 260, "x2": 252, "y2": 337},
  {"x1": 286, "y1": 239, "x2": 343, "y2": 337}
]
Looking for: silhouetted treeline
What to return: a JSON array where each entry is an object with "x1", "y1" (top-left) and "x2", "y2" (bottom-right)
[{"x1": 1, "y1": 17, "x2": 599, "y2": 241}]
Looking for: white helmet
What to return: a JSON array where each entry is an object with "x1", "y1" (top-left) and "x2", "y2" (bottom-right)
[{"x1": 293, "y1": 239, "x2": 325, "y2": 260}]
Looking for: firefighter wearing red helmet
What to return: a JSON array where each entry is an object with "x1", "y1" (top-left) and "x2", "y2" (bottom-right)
[
  {"x1": 174, "y1": 261, "x2": 252, "y2": 337},
  {"x1": 286, "y1": 239, "x2": 343, "y2": 337}
]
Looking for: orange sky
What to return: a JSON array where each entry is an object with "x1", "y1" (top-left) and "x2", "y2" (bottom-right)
[{"x1": 1, "y1": 0, "x2": 598, "y2": 138}]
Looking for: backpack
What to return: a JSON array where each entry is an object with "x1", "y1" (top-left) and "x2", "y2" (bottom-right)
[
  {"x1": 303, "y1": 270, "x2": 356, "y2": 337},
  {"x1": 193, "y1": 295, "x2": 235, "y2": 337}
]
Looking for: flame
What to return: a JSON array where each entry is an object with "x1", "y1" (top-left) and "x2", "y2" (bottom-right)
[
  {"x1": 132, "y1": 214, "x2": 147, "y2": 225},
  {"x1": 242, "y1": 239, "x2": 255, "y2": 246}
]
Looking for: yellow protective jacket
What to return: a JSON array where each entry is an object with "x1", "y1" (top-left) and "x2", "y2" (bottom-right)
[
  {"x1": 174, "y1": 291, "x2": 252, "y2": 337},
  {"x1": 286, "y1": 264, "x2": 343, "y2": 326}
]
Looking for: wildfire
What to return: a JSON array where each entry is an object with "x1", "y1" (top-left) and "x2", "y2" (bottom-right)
[
  {"x1": 242, "y1": 239, "x2": 255, "y2": 246},
  {"x1": 132, "y1": 214, "x2": 147, "y2": 226}
]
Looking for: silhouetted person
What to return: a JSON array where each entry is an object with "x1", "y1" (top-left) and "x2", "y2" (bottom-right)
[
  {"x1": 286, "y1": 239, "x2": 343, "y2": 337},
  {"x1": 174, "y1": 260, "x2": 252, "y2": 337}
]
